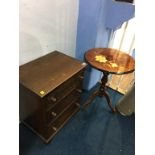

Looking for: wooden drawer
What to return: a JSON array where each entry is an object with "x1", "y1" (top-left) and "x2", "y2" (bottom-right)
[
  {"x1": 45, "y1": 88, "x2": 82, "y2": 124},
  {"x1": 43, "y1": 70, "x2": 84, "y2": 110},
  {"x1": 19, "y1": 51, "x2": 87, "y2": 143},
  {"x1": 46, "y1": 101, "x2": 80, "y2": 138}
]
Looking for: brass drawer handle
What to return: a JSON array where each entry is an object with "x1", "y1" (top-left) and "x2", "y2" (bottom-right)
[
  {"x1": 81, "y1": 62, "x2": 87, "y2": 66},
  {"x1": 75, "y1": 103, "x2": 80, "y2": 107},
  {"x1": 51, "y1": 111, "x2": 57, "y2": 117},
  {"x1": 52, "y1": 126, "x2": 57, "y2": 132},
  {"x1": 79, "y1": 75, "x2": 84, "y2": 79},
  {"x1": 76, "y1": 89, "x2": 82, "y2": 93},
  {"x1": 50, "y1": 96, "x2": 57, "y2": 102}
]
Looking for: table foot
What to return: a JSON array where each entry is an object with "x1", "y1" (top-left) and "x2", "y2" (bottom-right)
[
  {"x1": 102, "y1": 91, "x2": 116, "y2": 113},
  {"x1": 82, "y1": 90, "x2": 99, "y2": 109},
  {"x1": 83, "y1": 73, "x2": 116, "y2": 113}
]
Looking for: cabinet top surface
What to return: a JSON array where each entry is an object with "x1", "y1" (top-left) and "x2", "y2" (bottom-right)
[{"x1": 19, "y1": 51, "x2": 86, "y2": 97}]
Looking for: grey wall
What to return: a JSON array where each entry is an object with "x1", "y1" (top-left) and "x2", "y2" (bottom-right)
[{"x1": 19, "y1": 0, "x2": 79, "y2": 65}]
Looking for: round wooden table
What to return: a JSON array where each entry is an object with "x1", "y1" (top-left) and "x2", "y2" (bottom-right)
[{"x1": 84, "y1": 48, "x2": 135, "y2": 113}]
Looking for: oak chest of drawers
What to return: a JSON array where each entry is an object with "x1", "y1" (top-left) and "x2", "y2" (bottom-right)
[{"x1": 19, "y1": 51, "x2": 86, "y2": 143}]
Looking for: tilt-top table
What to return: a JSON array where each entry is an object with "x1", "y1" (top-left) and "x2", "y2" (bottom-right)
[{"x1": 83, "y1": 48, "x2": 135, "y2": 113}]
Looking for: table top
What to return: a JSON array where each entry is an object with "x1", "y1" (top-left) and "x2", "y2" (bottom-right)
[
  {"x1": 85, "y1": 48, "x2": 135, "y2": 75},
  {"x1": 19, "y1": 51, "x2": 86, "y2": 97}
]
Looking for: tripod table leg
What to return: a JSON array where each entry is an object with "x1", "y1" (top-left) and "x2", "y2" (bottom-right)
[
  {"x1": 99, "y1": 72, "x2": 116, "y2": 113},
  {"x1": 83, "y1": 89, "x2": 99, "y2": 109}
]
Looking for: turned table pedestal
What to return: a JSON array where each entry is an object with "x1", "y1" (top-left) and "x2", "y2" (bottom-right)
[{"x1": 83, "y1": 48, "x2": 135, "y2": 113}]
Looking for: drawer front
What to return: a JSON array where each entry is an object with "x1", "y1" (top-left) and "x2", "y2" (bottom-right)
[
  {"x1": 45, "y1": 88, "x2": 82, "y2": 124},
  {"x1": 46, "y1": 101, "x2": 80, "y2": 138},
  {"x1": 43, "y1": 70, "x2": 84, "y2": 110}
]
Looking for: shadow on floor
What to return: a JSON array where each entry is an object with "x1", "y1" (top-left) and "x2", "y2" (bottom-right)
[{"x1": 20, "y1": 86, "x2": 135, "y2": 155}]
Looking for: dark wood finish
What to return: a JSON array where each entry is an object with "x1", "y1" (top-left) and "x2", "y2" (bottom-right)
[
  {"x1": 115, "y1": 0, "x2": 133, "y2": 3},
  {"x1": 46, "y1": 88, "x2": 82, "y2": 124},
  {"x1": 19, "y1": 51, "x2": 86, "y2": 143},
  {"x1": 43, "y1": 70, "x2": 84, "y2": 110},
  {"x1": 83, "y1": 48, "x2": 135, "y2": 112},
  {"x1": 98, "y1": 73, "x2": 115, "y2": 112},
  {"x1": 20, "y1": 51, "x2": 86, "y2": 97},
  {"x1": 46, "y1": 102, "x2": 80, "y2": 139},
  {"x1": 19, "y1": 84, "x2": 46, "y2": 136}
]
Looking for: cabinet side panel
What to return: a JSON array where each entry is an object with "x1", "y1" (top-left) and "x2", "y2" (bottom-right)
[{"x1": 19, "y1": 84, "x2": 45, "y2": 136}]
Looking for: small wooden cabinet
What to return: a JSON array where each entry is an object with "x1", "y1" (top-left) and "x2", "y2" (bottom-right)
[{"x1": 19, "y1": 51, "x2": 86, "y2": 143}]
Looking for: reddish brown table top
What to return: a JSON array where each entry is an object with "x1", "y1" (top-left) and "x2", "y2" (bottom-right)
[{"x1": 85, "y1": 48, "x2": 135, "y2": 75}]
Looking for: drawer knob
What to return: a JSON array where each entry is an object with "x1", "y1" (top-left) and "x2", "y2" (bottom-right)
[
  {"x1": 51, "y1": 111, "x2": 57, "y2": 117},
  {"x1": 81, "y1": 62, "x2": 87, "y2": 66},
  {"x1": 52, "y1": 126, "x2": 57, "y2": 132},
  {"x1": 76, "y1": 89, "x2": 82, "y2": 93},
  {"x1": 75, "y1": 103, "x2": 80, "y2": 107},
  {"x1": 79, "y1": 75, "x2": 84, "y2": 79},
  {"x1": 50, "y1": 96, "x2": 57, "y2": 102}
]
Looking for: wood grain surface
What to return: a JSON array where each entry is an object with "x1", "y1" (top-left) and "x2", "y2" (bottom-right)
[{"x1": 85, "y1": 48, "x2": 135, "y2": 75}]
